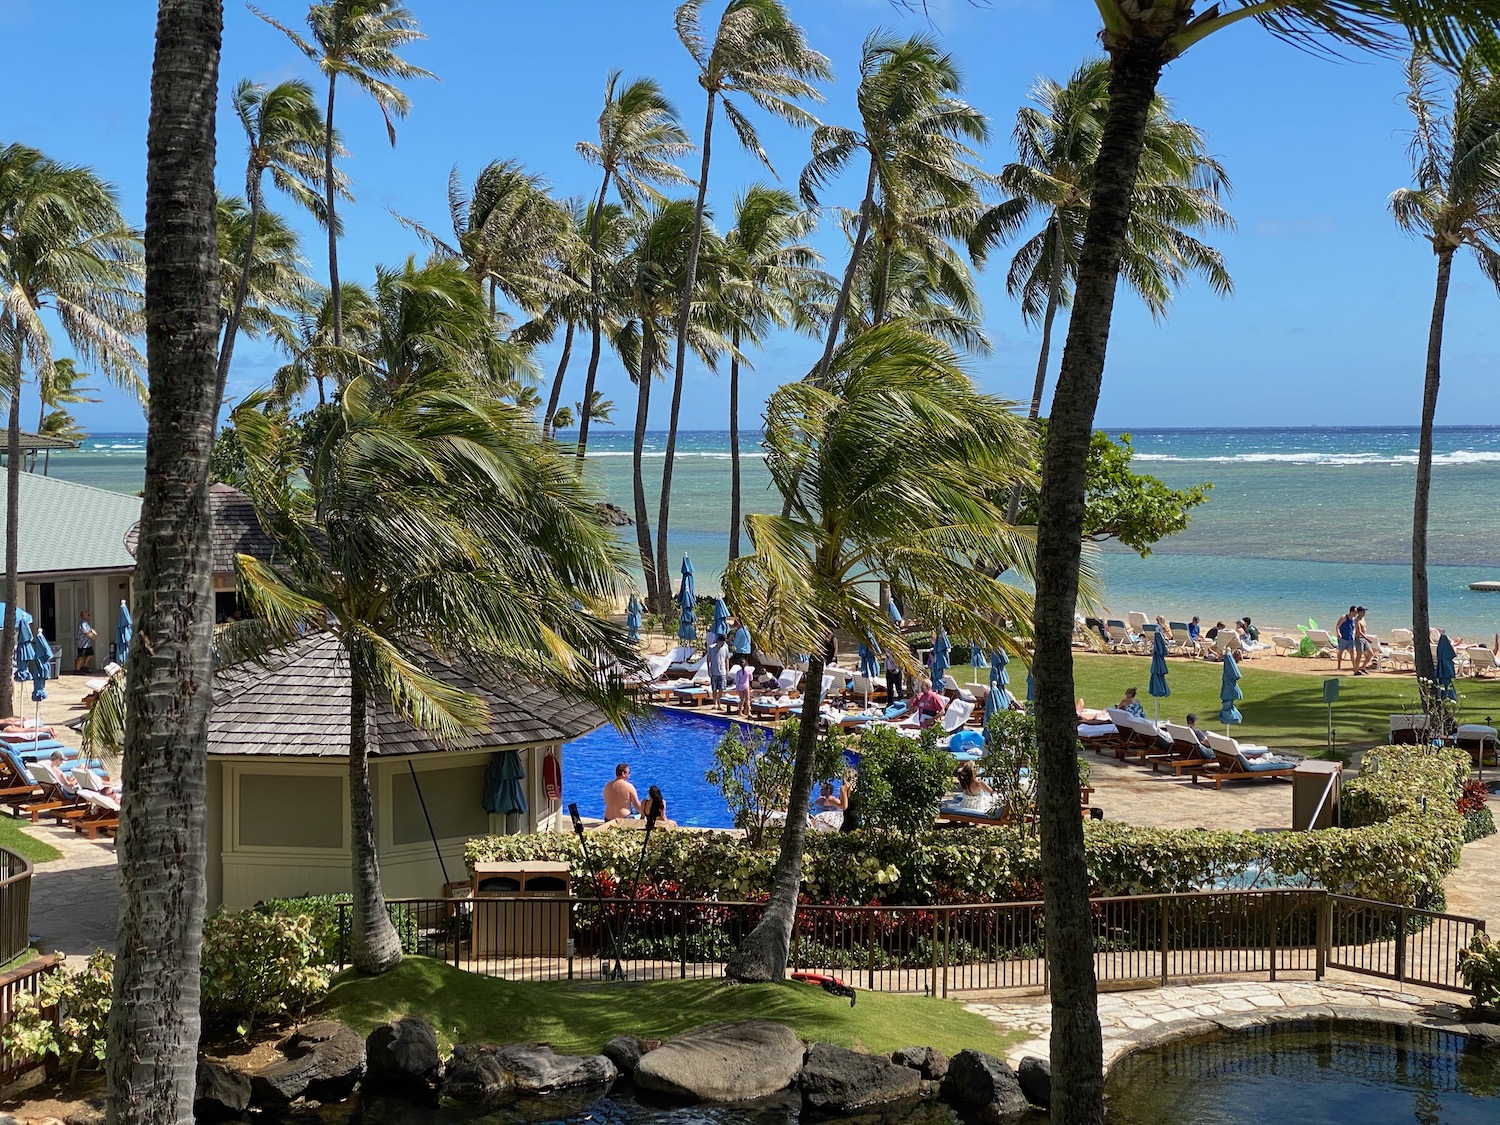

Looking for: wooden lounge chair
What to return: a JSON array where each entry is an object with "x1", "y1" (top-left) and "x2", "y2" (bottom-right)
[
  {"x1": 0, "y1": 749, "x2": 43, "y2": 810},
  {"x1": 751, "y1": 694, "x2": 798, "y2": 721},
  {"x1": 1196, "y1": 733, "x2": 1299, "y2": 788},
  {"x1": 25, "y1": 763, "x2": 88, "y2": 823},
  {"x1": 1148, "y1": 724, "x2": 1216, "y2": 776},
  {"x1": 72, "y1": 790, "x2": 120, "y2": 839},
  {"x1": 1107, "y1": 712, "x2": 1170, "y2": 761},
  {"x1": 1457, "y1": 724, "x2": 1498, "y2": 768}
]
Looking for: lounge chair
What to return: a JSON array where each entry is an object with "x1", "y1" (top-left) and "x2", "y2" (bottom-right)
[
  {"x1": 1149, "y1": 724, "x2": 1216, "y2": 776},
  {"x1": 1385, "y1": 629, "x2": 1416, "y2": 671},
  {"x1": 1197, "y1": 731, "x2": 1299, "y2": 787},
  {"x1": 751, "y1": 694, "x2": 798, "y2": 721},
  {"x1": 1389, "y1": 713, "x2": 1431, "y2": 745},
  {"x1": 1270, "y1": 634, "x2": 1299, "y2": 656},
  {"x1": 1126, "y1": 611, "x2": 1148, "y2": 635},
  {"x1": 1103, "y1": 619, "x2": 1139, "y2": 653},
  {"x1": 664, "y1": 646, "x2": 701, "y2": 678},
  {"x1": 940, "y1": 675, "x2": 978, "y2": 704},
  {"x1": 1113, "y1": 714, "x2": 1172, "y2": 760},
  {"x1": 73, "y1": 789, "x2": 120, "y2": 839},
  {"x1": 775, "y1": 668, "x2": 804, "y2": 694},
  {"x1": 0, "y1": 748, "x2": 42, "y2": 808},
  {"x1": 1304, "y1": 629, "x2": 1336, "y2": 658},
  {"x1": 24, "y1": 763, "x2": 87, "y2": 823},
  {"x1": 1457, "y1": 724, "x2": 1498, "y2": 768},
  {"x1": 1168, "y1": 622, "x2": 1200, "y2": 656},
  {"x1": 1466, "y1": 648, "x2": 1499, "y2": 679}
]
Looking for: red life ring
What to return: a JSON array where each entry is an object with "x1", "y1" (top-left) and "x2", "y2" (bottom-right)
[{"x1": 542, "y1": 751, "x2": 562, "y2": 802}]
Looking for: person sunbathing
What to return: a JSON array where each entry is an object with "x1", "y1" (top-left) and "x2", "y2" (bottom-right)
[
  {"x1": 910, "y1": 679, "x2": 947, "y2": 727},
  {"x1": 952, "y1": 763, "x2": 994, "y2": 812}
]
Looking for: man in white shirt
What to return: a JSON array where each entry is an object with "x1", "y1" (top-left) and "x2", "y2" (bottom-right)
[
  {"x1": 75, "y1": 610, "x2": 97, "y2": 674},
  {"x1": 706, "y1": 632, "x2": 729, "y2": 705}
]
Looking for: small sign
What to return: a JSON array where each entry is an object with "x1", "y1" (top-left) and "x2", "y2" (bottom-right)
[{"x1": 1322, "y1": 678, "x2": 1340, "y2": 705}]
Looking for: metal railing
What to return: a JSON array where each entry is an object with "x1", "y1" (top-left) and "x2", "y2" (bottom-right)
[
  {"x1": 0, "y1": 953, "x2": 61, "y2": 1087},
  {"x1": 336, "y1": 888, "x2": 1484, "y2": 997},
  {"x1": 0, "y1": 846, "x2": 33, "y2": 967}
]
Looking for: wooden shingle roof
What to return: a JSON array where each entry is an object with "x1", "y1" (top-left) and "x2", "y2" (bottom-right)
[
  {"x1": 208, "y1": 631, "x2": 604, "y2": 758},
  {"x1": 125, "y1": 483, "x2": 279, "y2": 576}
]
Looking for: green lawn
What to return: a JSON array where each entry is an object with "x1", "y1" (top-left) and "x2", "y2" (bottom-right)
[
  {"x1": 322, "y1": 958, "x2": 1019, "y2": 1058},
  {"x1": 1048, "y1": 651, "x2": 1500, "y2": 756},
  {"x1": 0, "y1": 814, "x2": 61, "y2": 864}
]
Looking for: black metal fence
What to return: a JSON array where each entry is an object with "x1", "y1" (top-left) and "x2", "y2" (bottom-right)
[
  {"x1": 0, "y1": 846, "x2": 32, "y2": 968},
  {"x1": 335, "y1": 888, "x2": 1484, "y2": 997}
]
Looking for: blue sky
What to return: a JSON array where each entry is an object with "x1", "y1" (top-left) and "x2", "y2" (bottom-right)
[{"x1": 4, "y1": 0, "x2": 1497, "y2": 434}]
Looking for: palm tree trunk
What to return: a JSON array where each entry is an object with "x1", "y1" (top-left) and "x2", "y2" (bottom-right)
[
  {"x1": 1032, "y1": 47, "x2": 1165, "y2": 1125},
  {"x1": 1412, "y1": 247, "x2": 1454, "y2": 684},
  {"x1": 726, "y1": 651, "x2": 826, "y2": 981},
  {"x1": 728, "y1": 326, "x2": 742, "y2": 561},
  {"x1": 324, "y1": 73, "x2": 342, "y2": 353},
  {"x1": 1007, "y1": 224, "x2": 1066, "y2": 525},
  {"x1": 105, "y1": 3, "x2": 222, "y2": 1121},
  {"x1": 814, "y1": 157, "x2": 877, "y2": 383},
  {"x1": 631, "y1": 346, "x2": 662, "y2": 609},
  {"x1": 871, "y1": 236, "x2": 893, "y2": 325},
  {"x1": 575, "y1": 172, "x2": 612, "y2": 463},
  {"x1": 215, "y1": 176, "x2": 262, "y2": 406},
  {"x1": 2, "y1": 339, "x2": 21, "y2": 722},
  {"x1": 658, "y1": 92, "x2": 717, "y2": 588},
  {"x1": 541, "y1": 320, "x2": 576, "y2": 437},
  {"x1": 348, "y1": 676, "x2": 402, "y2": 974}
]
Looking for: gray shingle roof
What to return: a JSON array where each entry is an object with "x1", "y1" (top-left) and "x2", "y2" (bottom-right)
[
  {"x1": 0, "y1": 474, "x2": 142, "y2": 576},
  {"x1": 124, "y1": 483, "x2": 277, "y2": 575},
  {"x1": 209, "y1": 631, "x2": 605, "y2": 758}
]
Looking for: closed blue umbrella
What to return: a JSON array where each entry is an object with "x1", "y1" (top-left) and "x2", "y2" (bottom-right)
[
  {"x1": 887, "y1": 598, "x2": 902, "y2": 626},
  {"x1": 677, "y1": 603, "x2": 698, "y2": 642},
  {"x1": 989, "y1": 649, "x2": 1010, "y2": 690},
  {"x1": 982, "y1": 681, "x2": 1006, "y2": 735},
  {"x1": 711, "y1": 598, "x2": 730, "y2": 639},
  {"x1": 625, "y1": 595, "x2": 642, "y2": 644},
  {"x1": 483, "y1": 750, "x2": 528, "y2": 816},
  {"x1": 115, "y1": 600, "x2": 133, "y2": 663},
  {"x1": 730, "y1": 625, "x2": 752, "y2": 655},
  {"x1": 930, "y1": 628, "x2": 951, "y2": 687},
  {"x1": 1148, "y1": 631, "x2": 1171, "y2": 720},
  {"x1": 858, "y1": 636, "x2": 879, "y2": 678},
  {"x1": 1436, "y1": 633, "x2": 1458, "y2": 700},
  {"x1": 27, "y1": 630, "x2": 51, "y2": 704},
  {"x1": 1026, "y1": 669, "x2": 1035, "y2": 703},
  {"x1": 13, "y1": 618, "x2": 37, "y2": 686},
  {"x1": 1219, "y1": 651, "x2": 1243, "y2": 727},
  {"x1": 676, "y1": 557, "x2": 697, "y2": 642}
]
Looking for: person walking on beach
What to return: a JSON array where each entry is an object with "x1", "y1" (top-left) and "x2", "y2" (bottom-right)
[
  {"x1": 1335, "y1": 606, "x2": 1357, "y2": 671},
  {"x1": 74, "y1": 610, "x2": 96, "y2": 673},
  {"x1": 1354, "y1": 607, "x2": 1375, "y2": 675},
  {"x1": 706, "y1": 632, "x2": 729, "y2": 706}
]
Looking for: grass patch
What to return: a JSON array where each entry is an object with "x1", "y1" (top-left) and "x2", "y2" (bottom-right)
[
  {"x1": 322, "y1": 957, "x2": 1020, "y2": 1058},
  {"x1": 1057, "y1": 651, "x2": 1500, "y2": 755},
  {"x1": 0, "y1": 815, "x2": 62, "y2": 864}
]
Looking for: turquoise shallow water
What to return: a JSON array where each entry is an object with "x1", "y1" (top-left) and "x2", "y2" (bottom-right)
[{"x1": 48, "y1": 426, "x2": 1500, "y2": 636}]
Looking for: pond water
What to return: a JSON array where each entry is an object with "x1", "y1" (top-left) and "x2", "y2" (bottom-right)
[{"x1": 1105, "y1": 1019, "x2": 1500, "y2": 1124}]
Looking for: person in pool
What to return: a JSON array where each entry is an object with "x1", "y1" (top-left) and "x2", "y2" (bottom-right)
[{"x1": 602, "y1": 763, "x2": 641, "y2": 821}]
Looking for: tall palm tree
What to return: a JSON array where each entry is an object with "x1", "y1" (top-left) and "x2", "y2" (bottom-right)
[
  {"x1": 800, "y1": 33, "x2": 988, "y2": 379},
  {"x1": 217, "y1": 193, "x2": 316, "y2": 360},
  {"x1": 31, "y1": 359, "x2": 99, "y2": 475},
  {"x1": 840, "y1": 219, "x2": 989, "y2": 351},
  {"x1": 217, "y1": 77, "x2": 338, "y2": 398},
  {"x1": 661, "y1": 0, "x2": 828, "y2": 578},
  {"x1": 253, "y1": 0, "x2": 433, "y2": 351},
  {"x1": 1392, "y1": 51, "x2": 1500, "y2": 681},
  {"x1": 231, "y1": 372, "x2": 639, "y2": 973},
  {"x1": 0, "y1": 144, "x2": 142, "y2": 719},
  {"x1": 1016, "y1": 6, "x2": 1500, "y2": 1122},
  {"x1": 574, "y1": 72, "x2": 693, "y2": 462},
  {"x1": 535, "y1": 198, "x2": 603, "y2": 437},
  {"x1": 720, "y1": 185, "x2": 824, "y2": 559},
  {"x1": 722, "y1": 321, "x2": 1043, "y2": 980},
  {"x1": 970, "y1": 56, "x2": 1233, "y2": 518},
  {"x1": 104, "y1": 1, "x2": 222, "y2": 1120},
  {"x1": 269, "y1": 280, "x2": 376, "y2": 406}
]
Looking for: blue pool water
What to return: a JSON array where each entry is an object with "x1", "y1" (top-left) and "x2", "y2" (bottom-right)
[{"x1": 562, "y1": 709, "x2": 763, "y2": 828}]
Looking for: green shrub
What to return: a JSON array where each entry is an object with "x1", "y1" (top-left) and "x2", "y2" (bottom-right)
[
  {"x1": 856, "y1": 726, "x2": 951, "y2": 836},
  {"x1": 1459, "y1": 930, "x2": 1500, "y2": 1010},
  {"x1": 705, "y1": 718, "x2": 844, "y2": 846},
  {"x1": 255, "y1": 894, "x2": 421, "y2": 964},
  {"x1": 201, "y1": 908, "x2": 330, "y2": 1034},
  {"x1": 4, "y1": 952, "x2": 113, "y2": 1082},
  {"x1": 982, "y1": 710, "x2": 1040, "y2": 829}
]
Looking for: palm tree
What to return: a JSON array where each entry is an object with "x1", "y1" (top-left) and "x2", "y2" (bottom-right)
[
  {"x1": 0, "y1": 144, "x2": 142, "y2": 719},
  {"x1": 1392, "y1": 51, "x2": 1500, "y2": 681},
  {"x1": 552, "y1": 391, "x2": 615, "y2": 431},
  {"x1": 970, "y1": 56, "x2": 1233, "y2": 518},
  {"x1": 800, "y1": 33, "x2": 988, "y2": 379},
  {"x1": 231, "y1": 372, "x2": 639, "y2": 973},
  {"x1": 661, "y1": 0, "x2": 828, "y2": 579},
  {"x1": 31, "y1": 359, "x2": 99, "y2": 474},
  {"x1": 253, "y1": 0, "x2": 433, "y2": 351},
  {"x1": 720, "y1": 186, "x2": 823, "y2": 559},
  {"x1": 1015, "y1": 6, "x2": 1500, "y2": 1122},
  {"x1": 103, "y1": 1, "x2": 222, "y2": 1120},
  {"x1": 574, "y1": 72, "x2": 693, "y2": 461},
  {"x1": 218, "y1": 77, "x2": 338, "y2": 399},
  {"x1": 217, "y1": 193, "x2": 316, "y2": 360},
  {"x1": 722, "y1": 321, "x2": 1041, "y2": 981},
  {"x1": 533, "y1": 198, "x2": 604, "y2": 438},
  {"x1": 840, "y1": 219, "x2": 989, "y2": 352},
  {"x1": 269, "y1": 280, "x2": 376, "y2": 406}
]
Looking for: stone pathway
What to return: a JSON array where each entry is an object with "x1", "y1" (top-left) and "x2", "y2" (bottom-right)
[
  {"x1": 965, "y1": 979, "x2": 1463, "y2": 1071},
  {"x1": 23, "y1": 820, "x2": 119, "y2": 958}
]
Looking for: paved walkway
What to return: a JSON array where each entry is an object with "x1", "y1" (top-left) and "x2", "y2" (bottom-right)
[
  {"x1": 965, "y1": 979, "x2": 1471, "y2": 1071},
  {"x1": 23, "y1": 820, "x2": 119, "y2": 958}
]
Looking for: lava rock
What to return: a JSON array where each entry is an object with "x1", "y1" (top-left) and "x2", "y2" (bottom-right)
[
  {"x1": 603, "y1": 1035, "x2": 661, "y2": 1076},
  {"x1": 939, "y1": 1049, "x2": 1029, "y2": 1122},
  {"x1": 492, "y1": 1044, "x2": 617, "y2": 1092},
  {"x1": 1462, "y1": 1022, "x2": 1500, "y2": 1043},
  {"x1": 1016, "y1": 1055, "x2": 1051, "y2": 1109},
  {"x1": 891, "y1": 1045, "x2": 949, "y2": 1080},
  {"x1": 440, "y1": 1045, "x2": 512, "y2": 1104},
  {"x1": 194, "y1": 1058, "x2": 251, "y2": 1122},
  {"x1": 251, "y1": 1021, "x2": 366, "y2": 1107},
  {"x1": 635, "y1": 1020, "x2": 804, "y2": 1102},
  {"x1": 800, "y1": 1042, "x2": 921, "y2": 1112},
  {"x1": 365, "y1": 1017, "x2": 442, "y2": 1094},
  {"x1": 595, "y1": 502, "x2": 633, "y2": 527}
]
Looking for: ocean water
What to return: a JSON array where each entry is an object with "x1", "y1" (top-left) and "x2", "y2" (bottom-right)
[{"x1": 44, "y1": 426, "x2": 1500, "y2": 636}]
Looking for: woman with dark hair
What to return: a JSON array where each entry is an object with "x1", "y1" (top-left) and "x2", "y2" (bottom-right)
[
  {"x1": 954, "y1": 763, "x2": 993, "y2": 812},
  {"x1": 644, "y1": 786, "x2": 675, "y2": 829}
]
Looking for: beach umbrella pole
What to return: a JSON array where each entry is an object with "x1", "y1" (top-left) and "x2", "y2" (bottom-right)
[{"x1": 568, "y1": 803, "x2": 628, "y2": 980}]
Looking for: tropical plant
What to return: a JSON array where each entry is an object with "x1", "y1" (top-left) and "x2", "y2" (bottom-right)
[
  {"x1": 270, "y1": 280, "x2": 376, "y2": 405},
  {"x1": 254, "y1": 0, "x2": 433, "y2": 352},
  {"x1": 706, "y1": 718, "x2": 842, "y2": 846},
  {"x1": 982, "y1": 709, "x2": 1041, "y2": 833},
  {"x1": 838, "y1": 228, "x2": 988, "y2": 353},
  {"x1": 551, "y1": 391, "x2": 615, "y2": 431},
  {"x1": 854, "y1": 724, "x2": 951, "y2": 837},
  {"x1": 8, "y1": 951, "x2": 114, "y2": 1083},
  {"x1": 1019, "y1": 7, "x2": 1500, "y2": 1122},
  {"x1": 218, "y1": 77, "x2": 339, "y2": 396},
  {"x1": 29, "y1": 359, "x2": 99, "y2": 474},
  {"x1": 0, "y1": 144, "x2": 143, "y2": 719},
  {"x1": 574, "y1": 71, "x2": 693, "y2": 461},
  {"x1": 104, "y1": 4, "x2": 222, "y2": 1121},
  {"x1": 200, "y1": 908, "x2": 330, "y2": 1034},
  {"x1": 799, "y1": 33, "x2": 988, "y2": 378},
  {"x1": 230, "y1": 372, "x2": 640, "y2": 973},
  {"x1": 720, "y1": 321, "x2": 1042, "y2": 981},
  {"x1": 216, "y1": 193, "x2": 316, "y2": 361},
  {"x1": 1391, "y1": 51, "x2": 1500, "y2": 682},
  {"x1": 660, "y1": 0, "x2": 829, "y2": 584}
]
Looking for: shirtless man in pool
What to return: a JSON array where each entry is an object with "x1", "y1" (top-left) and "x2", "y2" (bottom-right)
[{"x1": 602, "y1": 762, "x2": 641, "y2": 821}]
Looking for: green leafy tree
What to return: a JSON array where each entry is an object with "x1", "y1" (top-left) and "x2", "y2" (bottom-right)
[
  {"x1": 1012, "y1": 6, "x2": 1500, "y2": 1122},
  {"x1": 574, "y1": 72, "x2": 693, "y2": 461},
  {"x1": 722, "y1": 322, "x2": 1047, "y2": 981},
  {"x1": 30, "y1": 359, "x2": 99, "y2": 474},
  {"x1": 216, "y1": 193, "x2": 316, "y2": 363},
  {"x1": 982, "y1": 709, "x2": 1041, "y2": 834},
  {"x1": 707, "y1": 717, "x2": 842, "y2": 846},
  {"x1": 1391, "y1": 51, "x2": 1500, "y2": 682},
  {"x1": 854, "y1": 725, "x2": 950, "y2": 837},
  {"x1": 231, "y1": 371, "x2": 639, "y2": 973},
  {"x1": 254, "y1": 0, "x2": 433, "y2": 353}
]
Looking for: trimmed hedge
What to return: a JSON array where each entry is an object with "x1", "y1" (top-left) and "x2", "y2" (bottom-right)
[{"x1": 467, "y1": 745, "x2": 1476, "y2": 911}]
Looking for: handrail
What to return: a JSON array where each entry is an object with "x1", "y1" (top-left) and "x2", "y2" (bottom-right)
[
  {"x1": 1329, "y1": 893, "x2": 1487, "y2": 927},
  {"x1": 0, "y1": 844, "x2": 33, "y2": 889}
]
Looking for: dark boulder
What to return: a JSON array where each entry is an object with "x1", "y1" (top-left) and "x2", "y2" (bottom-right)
[
  {"x1": 595, "y1": 502, "x2": 633, "y2": 527},
  {"x1": 365, "y1": 1017, "x2": 442, "y2": 1095},
  {"x1": 603, "y1": 1035, "x2": 660, "y2": 1076},
  {"x1": 800, "y1": 1042, "x2": 921, "y2": 1113},
  {"x1": 194, "y1": 1058, "x2": 251, "y2": 1122},
  {"x1": 1016, "y1": 1055, "x2": 1051, "y2": 1109},
  {"x1": 891, "y1": 1045, "x2": 949, "y2": 1081},
  {"x1": 440, "y1": 1044, "x2": 512, "y2": 1104},
  {"x1": 635, "y1": 1021, "x2": 804, "y2": 1102},
  {"x1": 492, "y1": 1044, "x2": 617, "y2": 1092},
  {"x1": 939, "y1": 1049, "x2": 1029, "y2": 1123},
  {"x1": 251, "y1": 1021, "x2": 365, "y2": 1107}
]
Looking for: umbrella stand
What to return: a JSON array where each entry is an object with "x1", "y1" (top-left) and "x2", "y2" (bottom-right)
[
  {"x1": 568, "y1": 803, "x2": 627, "y2": 981},
  {"x1": 406, "y1": 760, "x2": 452, "y2": 888}
]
